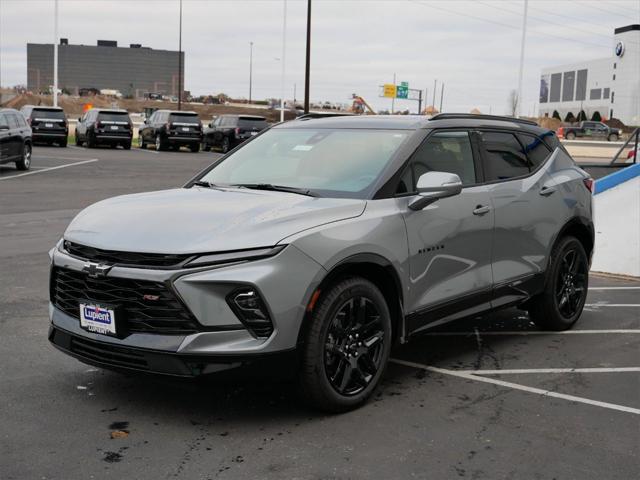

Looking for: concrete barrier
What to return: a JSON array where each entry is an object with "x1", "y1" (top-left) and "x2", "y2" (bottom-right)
[{"x1": 591, "y1": 162, "x2": 640, "y2": 277}]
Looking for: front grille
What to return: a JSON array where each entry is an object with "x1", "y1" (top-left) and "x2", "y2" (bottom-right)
[
  {"x1": 51, "y1": 267, "x2": 201, "y2": 335},
  {"x1": 64, "y1": 241, "x2": 192, "y2": 268},
  {"x1": 70, "y1": 336, "x2": 149, "y2": 370}
]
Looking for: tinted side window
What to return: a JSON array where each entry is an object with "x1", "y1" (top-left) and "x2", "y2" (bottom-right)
[
  {"x1": 0, "y1": 114, "x2": 7, "y2": 128},
  {"x1": 6, "y1": 113, "x2": 20, "y2": 129},
  {"x1": 518, "y1": 133, "x2": 552, "y2": 169},
  {"x1": 478, "y1": 131, "x2": 530, "y2": 181},
  {"x1": 17, "y1": 115, "x2": 27, "y2": 127},
  {"x1": 397, "y1": 131, "x2": 476, "y2": 193}
]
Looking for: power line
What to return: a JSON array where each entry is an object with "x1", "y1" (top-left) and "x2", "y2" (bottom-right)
[
  {"x1": 575, "y1": 0, "x2": 639, "y2": 20},
  {"x1": 408, "y1": 0, "x2": 612, "y2": 49}
]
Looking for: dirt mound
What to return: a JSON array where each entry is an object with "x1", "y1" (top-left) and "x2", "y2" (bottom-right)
[
  {"x1": 537, "y1": 117, "x2": 562, "y2": 131},
  {"x1": 1, "y1": 93, "x2": 294, "y2": 122}
]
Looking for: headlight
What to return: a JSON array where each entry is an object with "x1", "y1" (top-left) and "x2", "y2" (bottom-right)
[
  {"x1": 226, "y1": 288, "x2": 273, "y2": 338},
  {"x1": 185, "y1": 245, "x2": 285, "y2": 268}
]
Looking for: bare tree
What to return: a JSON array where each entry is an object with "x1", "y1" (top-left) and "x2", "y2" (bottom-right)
[{"x1": 507, "y1": 89, "x2": 519, "y2": 117}]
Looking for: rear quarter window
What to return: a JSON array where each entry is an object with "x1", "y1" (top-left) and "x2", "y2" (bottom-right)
[
  {"x1": 238, "y1": 118, "x2": 268, "y2": 129},
  {"x1": 478, "y1": 131, "x2": 531, "y2": 181},
  {"x1": 518, "y1": 133, "x2": 552, "y2": 169}
]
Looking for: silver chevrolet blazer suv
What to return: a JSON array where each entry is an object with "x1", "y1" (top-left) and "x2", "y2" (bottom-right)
[{"x1": 49, "y1": 114, "x2": 594, "y2": 411}]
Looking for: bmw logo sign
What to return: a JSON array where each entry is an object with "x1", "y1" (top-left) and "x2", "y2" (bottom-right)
[{"x1": 615, "y1": 41, "x2": 625, "y2": 57}]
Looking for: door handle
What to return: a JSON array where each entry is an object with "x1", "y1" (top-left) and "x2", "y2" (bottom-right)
[
  {"x1": 473, "y1": 205, "x2": 491, "y2": 215},
  {"x1": 539, "y1": 185, "x2": 557, "y2": 196}
]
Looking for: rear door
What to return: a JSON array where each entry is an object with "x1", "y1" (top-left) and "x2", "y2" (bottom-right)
[
  {"x1": 5, "y1": 113, "x2": 23, "y2": 158},
  {"x1": 400, "y1": 130, "x2": 495, "y2": 333},
  {"x1": 0, "y1": 113, "x2": 10, "y2": 161},
  {"x1": 477, "y1": 129, "x2": 560, "y2": 307}
]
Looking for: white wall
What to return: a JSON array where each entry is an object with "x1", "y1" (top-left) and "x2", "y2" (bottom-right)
[{"x1": 591, "y1": 175, "x2": 640, "y2": 277}]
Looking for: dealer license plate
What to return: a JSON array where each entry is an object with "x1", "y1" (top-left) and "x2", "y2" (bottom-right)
[
  {"x1": 110, "y1": 125, "x2": 119, "y2": 130},
  {"x1": 79, "y1": 302, "x2": 117, "y2": 335},
  {"x1": 45, "y1": 123, "x2": 53, "y2": 128},
  {"x1": 181, "y1": 127, "x2": 190, "y2": 132}
]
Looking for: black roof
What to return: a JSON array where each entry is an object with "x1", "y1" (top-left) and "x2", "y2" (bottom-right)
[
  {"x1": 22, "y1": 105, "x2": 64, "y2": 111},
  {"x1": 279, "y1": 113, "x2": 549, "y2": 134},
  {"x1": 157, "y1": 110, "x2": 198, "y2": 115}
]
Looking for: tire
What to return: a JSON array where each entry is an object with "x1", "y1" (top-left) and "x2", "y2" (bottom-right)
[
  {"x1": 527, "y1": 236, "x2": 588, "y2": 331},
  {"x1": 87, "y1": 132, "x2": 96, "y2": 148},
  {"x1": 565, "y1": 132, "x2": 576, "y2": 140},
  {"x1": 607, "y1": 133, "x2": 618, "y2": 142},
  {"x1": 123, "y1": 142, "x2": 131, "y2": 150},
  {"x1": 138, "y1": 136, "x2": 146, "y2": 149},
  {"x1": 202, "y1": 142, "x2": 211, "y2": 152},
  {"x1": 59, "y1": 138, "x2": 68, "y2": 148},
  {"x1": 299, "y1": 277, "x2": 392, "y2": 412},
  {"x1": 221, "y1": 136, "x2": 230, "y2": 154},
  {"x1": 110, "y1": 143, "x2": 117, "y2": 149},
  {"x1": 189, "y1": 143, "x2": 200, "y2": 153},
  {"x1": 155, "y1": 134, "x2": 167, "y2": 151},
  {"x1": 15, "y1": 143, "x2": 32, "y2": 171},
  {"x1": 75, "y1": 135, "x2": 82, "y2": 146}
]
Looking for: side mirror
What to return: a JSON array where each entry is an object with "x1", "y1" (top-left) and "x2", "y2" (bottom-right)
[
  {"x1": 409, "y1": 172, "x2": 463, "y2": 210},
  {"x1": 77, "y1": 117, "x2": 82, "y2": 122},
  {"x1": 208, "y1": 122, "x2": 213, "y2": 128}
]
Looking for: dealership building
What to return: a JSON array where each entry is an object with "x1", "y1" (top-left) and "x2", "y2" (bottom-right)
[
  {"x1": 27, "y1": 40, "x2": 184, "y2": 98},
  {"x1": 539, "y1": 24, "x2": 639, "y2": 126}
]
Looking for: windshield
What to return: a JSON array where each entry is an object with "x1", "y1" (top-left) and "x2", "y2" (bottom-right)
[
  {"x1": 199, "y1": 128, "x2": 409, "y2": 198},
  {"x1": 169, "y1": 113, "x2": 200, "y2": 124},
  {"x1": 98, "y1": 112, "x2": 130, "y2": 123},
  {"x1": 32, "y1": 109, "x2": 65, "y2": 120}
]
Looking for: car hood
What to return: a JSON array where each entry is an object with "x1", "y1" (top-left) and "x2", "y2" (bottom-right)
[{"x1": 64, "y1": 187, "x2": 366, "y2": 254}]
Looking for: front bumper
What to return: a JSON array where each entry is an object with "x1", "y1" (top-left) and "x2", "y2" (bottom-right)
[
  {"x1": 49, "y1": 243, "x2": 325, "y2": 366},
  {"x1": 49, "y1": 324, "x2": 297, "y2": 378}
]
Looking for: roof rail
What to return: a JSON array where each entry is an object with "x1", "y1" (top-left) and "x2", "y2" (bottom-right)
[{"x1": 430, "y1": 113, "x2": 539, "y2": 126}]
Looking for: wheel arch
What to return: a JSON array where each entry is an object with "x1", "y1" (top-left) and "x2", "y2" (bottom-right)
[
  {"x1": 297, "y1": 253, "x2": 405, "y2": 347},
  {"x1": 550, "y1": 216, "x2": 595, "y2": 266}
]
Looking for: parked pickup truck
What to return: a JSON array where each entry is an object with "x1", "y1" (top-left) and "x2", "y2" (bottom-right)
[{"x1": 557, "y1": 121, "x2": 621, "y2": 141}]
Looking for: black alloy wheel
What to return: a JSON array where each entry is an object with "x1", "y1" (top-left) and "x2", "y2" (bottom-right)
[
  {"x1": 324, "y1": 296, "x2": 386, "y2": 396},
  {"x1": 555, "y1": 247, "x2": 588, "y2": 319},
  {"x1": 299, "y1": 276, "x2": 392, "y2": 412},
  {"x1": 528, "y1": 236, "x2": 589, "y2": 330}
]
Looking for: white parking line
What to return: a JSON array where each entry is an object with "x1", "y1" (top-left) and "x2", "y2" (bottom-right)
[
  {"x1": 589, "y1": 287, "x2": 640, "y2": 290},
  {"x1": 0, "y1": 159, "x2": 98, "y2": 180},
  {"x1": 32, "y1": 155, "x2": 95, "y2": 161},
  {"x1": 459, "y1": 367, "x2": 640, "y2": 375},
  {"x1": 419, "y1": 329, "x2": 640, "y2": 336},
  {"x1": 129, "y1": 147, "x2": 159, "y2": 154},
  {"x1": 390, "y1": 358, "x2": 640, "y2": 415},
  {"x1": 585, "y1": 304, "x2": 640, "y2": 307}
]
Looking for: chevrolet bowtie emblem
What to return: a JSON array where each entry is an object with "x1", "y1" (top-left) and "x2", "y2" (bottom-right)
[{"x1": 82, "y1": 262, "x2": 112, "y2": 278}]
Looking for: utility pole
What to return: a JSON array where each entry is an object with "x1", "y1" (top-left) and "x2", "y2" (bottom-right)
[
  {"x1": 418, "y1": 90, "x2": 423, "y2": 115},
  {"x1": 280, "y1": 0, "x2": 287, "y2": 122},
  {"x1": 293, "y1": 83, "x2": 297, "y2": 104},
  {"x1": 439, "y1": 83, "x2": 445, "y2": 112},
  {"x1": 177, "y1": 0, "x2": 183, "y2": 110},
  {"x1": 53, "y1": 0, "x2": 59, "y2": 106},
  {"x1": 391, "y1": 73, "x2": 396, "y2": 114},
  {"x1": 432, "y1": 79, "x2": 437, "y2": 111},
  {"x1": 303, "y1": 0, "x2": 312, "y2": 114},
  {"x1": 516, "y1": 0, "x2": 528, "y2": 117},
  {"x1": 249, "y1": 41, "x2": 253, "y2": 104}
]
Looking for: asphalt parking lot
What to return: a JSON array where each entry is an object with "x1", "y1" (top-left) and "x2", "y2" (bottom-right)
[{"x1": 1, "y1": 145, "x2": 639, "y2": 479}]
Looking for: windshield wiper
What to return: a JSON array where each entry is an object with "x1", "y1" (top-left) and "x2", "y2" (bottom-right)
[
  {"x1": 192, "y1": 180, "x2": 227, "y2": 191},
  {"x1": 232, "y1": 183, "x2": 319, "y2": 197}
]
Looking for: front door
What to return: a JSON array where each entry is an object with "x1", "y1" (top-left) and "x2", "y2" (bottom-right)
[{"x1": 400, "y1": 130, "x2": 494, "y2": 334}]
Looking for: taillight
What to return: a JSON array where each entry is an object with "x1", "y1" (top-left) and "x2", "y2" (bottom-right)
[
  {"x1": 235, "y1": 127, "x2": 240, "y2": 136},
  {"x1": 583, "y1": 178, "x2": 594, "y2": 194},
  {"x1": 96, "y1": 121, "x2": 102, "y2": 128},
  {"x1": 628, "y1": 150, "x2": 636, "y2": 159},
  {"x1": 557, "y1": 127, "x2": 564, "y2": 138},
  {"x1": 165, "y1": 122, "x2": 171, "y2": 130},
  {"x1": 26, "y1": 117, "x2": 32, "y2": 125}
]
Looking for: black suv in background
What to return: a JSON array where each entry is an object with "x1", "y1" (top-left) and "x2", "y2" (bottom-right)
[
  {"x1": 202, "y1": 115, "x2": 268, "y2": 153},
  {"x1": 139, "y1": 110, "x2": 202, "y2": 152},
  {"x1": 76, "y1": 109, "x2": 133, "y2": 149},
  {"x1": 0, "y1": 108, "x2": 32, "y2": 170},
  {"x1": 20, "y1": 105, "x2": 68, "y2": 147}
]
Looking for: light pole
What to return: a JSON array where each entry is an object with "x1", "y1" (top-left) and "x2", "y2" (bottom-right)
[
  {"x1": 53, "y1": 0, "x2": 59, "y2": 106},
  {"x1": 177, "y1": 0, "x2": 183, "y2": 110},
  {"x1": 280, "y1": 0, "x2": 287, "y2": 122},
  {"x1": 249, "y1": 41, "x2": 253, "y2": 104},
  {"x1": 516, "y1": 0, "x2": 528, "y2": 117},
  {"x1": 303, "y1": 0, "x2": 312, "y2": 114}
]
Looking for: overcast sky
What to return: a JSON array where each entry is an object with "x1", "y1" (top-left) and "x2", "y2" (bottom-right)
[{"x1": 0, "y1": 0, "x2": 639, "y2": 114}]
